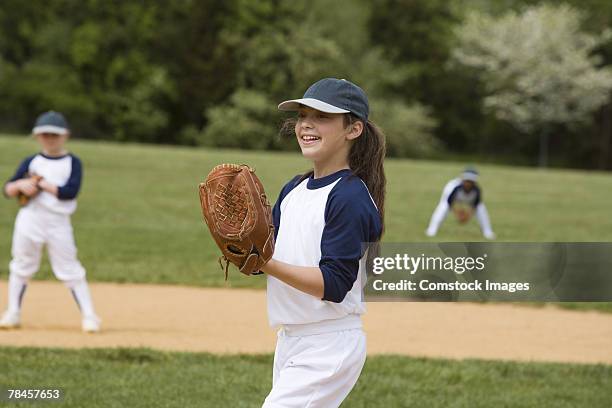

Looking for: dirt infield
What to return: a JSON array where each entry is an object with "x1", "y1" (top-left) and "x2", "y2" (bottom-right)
[{"x1": 1, "y1": 281, "x2": 611, "y2": 365}]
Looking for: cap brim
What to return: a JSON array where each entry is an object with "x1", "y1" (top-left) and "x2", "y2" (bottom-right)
[
  {"x1": 278, "y1": 98, "x2": 350, "y2": 114},
  {"x1": 461, "y1": 173, "x2": 479, "y2": 182},
  {"x1": 32, "y1": 125, "x2": 69, "y2": 135}
]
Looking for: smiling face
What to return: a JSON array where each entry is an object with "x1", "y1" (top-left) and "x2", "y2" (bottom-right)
[
  {"x1": 294, "y1": 106, "x2": 363, "y2": 176},
  {"x1": 35, "y1": 132, "x2": 68, "y2": 156}
]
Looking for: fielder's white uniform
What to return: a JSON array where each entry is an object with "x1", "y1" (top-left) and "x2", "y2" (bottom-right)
[
  {"x1": 3, "y1": 153, "x2": 97, "y2": 322},
  {"x1": 263, "y1": 169, "x2": 382, "y2": 408},
  {"x1": 426, "y1": 178, "x2": 495, "y2": 239}
]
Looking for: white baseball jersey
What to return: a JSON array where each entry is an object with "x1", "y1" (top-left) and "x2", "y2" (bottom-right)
[
  {"x1": 5, "y1": 153, "x2": 82, "y2": 215},
  {"x1": 267, "y1": 169, "x2": 382, "y2": 327},
  {"x1": 445, "y1": 178, "x2": 481, "y2": 208}
]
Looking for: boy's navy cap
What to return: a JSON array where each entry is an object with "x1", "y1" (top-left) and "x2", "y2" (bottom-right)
[
  {"x1": 278, "y1": 78, "x2": 369, "y2": 123},
  {"x1": 32, "y1": 111, "x2": 69, "y2": 135}
]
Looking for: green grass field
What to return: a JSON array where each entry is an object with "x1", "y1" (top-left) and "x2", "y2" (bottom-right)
[
  {"x1": 1, "y1": 135, "x2": 611, "y2": 407},
  {"x1": 1, "y1": 347, "x2": 610, "y2": 408},
  {"x1": 2, "y1": 134, "x2": 612, "y2": 290}
]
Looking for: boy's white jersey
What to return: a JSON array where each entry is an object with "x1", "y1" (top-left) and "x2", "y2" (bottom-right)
[
  {"x1": 6, "y1": 153, "x2": 82, "y2": 215},
  {"x1": 443, "y1": 178, "x2": 481, "y2": 208},
  {"x1": 267, "y1": 169, "x2": 382, "y2": 327}
]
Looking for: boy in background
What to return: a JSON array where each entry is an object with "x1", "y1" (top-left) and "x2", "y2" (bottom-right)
[
  {"x1": 426, "y1": 167, "x2": 496, "y2": 240},
  {"x1": 1, "y1": 111, "x2": 100, "y2": 332}
]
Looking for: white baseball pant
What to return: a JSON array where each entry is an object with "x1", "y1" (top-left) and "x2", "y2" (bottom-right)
[
  {"x1": 262, "y1": 326, "x2": 366, "y2": 408},
  {"x1": 6, "y1": 205, "x2": 95, "y2": 318}
]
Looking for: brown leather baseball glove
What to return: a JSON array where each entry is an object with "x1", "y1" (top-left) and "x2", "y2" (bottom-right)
[
  {"x1": 453, "y1": 207, "x2": 473, "y2": 224},
  {"x1": 199, "y1": 164, "x2": 274, "y2": 279},
  {"x1": 17, "y1": 174, "x2": 43, "y2": 206}
]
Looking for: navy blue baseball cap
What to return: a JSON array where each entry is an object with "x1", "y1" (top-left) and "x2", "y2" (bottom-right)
[
  {"x1": 32, "y1": 111, "x2": 70, "y2": 135},
  {"x1": 278, "y1": 78, "x2": 369, "y2": 123}
]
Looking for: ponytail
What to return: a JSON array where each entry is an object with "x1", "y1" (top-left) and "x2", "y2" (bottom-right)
[{"x1": 346, "y1": 115, "x2": 386, "y2": 236}]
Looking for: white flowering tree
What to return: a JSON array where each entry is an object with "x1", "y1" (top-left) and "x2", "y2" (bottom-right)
[{"x1": 452, "y1": 4, "x2": 612, "y2": 167}]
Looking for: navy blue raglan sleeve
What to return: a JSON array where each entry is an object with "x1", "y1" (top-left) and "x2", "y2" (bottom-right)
[
  {"x1": 3, "y1": 155, "x2": 36, "y2": 198},
  {"x1": 57, "y1": 155, "x2": 82, "y2": 200},
  {"x1": 473, "y1": 185, "x2": 482, "y2": 207},
  {"x1": 447, "y1": 185, "x2": 461, "y2": 206},
  {"x1": 319, "y1": 178, "x2": 382, "y2": 303},
  {"x1": 272, "y1": 175, "x2": 302, "y2": 240}
]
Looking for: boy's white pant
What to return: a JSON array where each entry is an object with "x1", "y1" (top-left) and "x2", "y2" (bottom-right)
[
  {"x1": 262, "y1": 326, "x2": 366, "y2": 408},
  {"x1": 6, "y1": 205, "x2": 97, "y2": 320},
  {"x1": 10, "y1": 205, "x2": 85, "y2": 281},
  {"x1": 426, "y1": 200, "x2": 451, "y2": 236},
  {"x1": 9, "y1": 203, "x2": 85, "y2": 281}
]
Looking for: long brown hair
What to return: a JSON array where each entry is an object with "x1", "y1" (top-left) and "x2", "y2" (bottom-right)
[
  {"x1": 345, "y1": 114, "x2": 386, "y2": 235},
  {"x1": 280, "y1": 113, "x2": 387, "y2": 237}
]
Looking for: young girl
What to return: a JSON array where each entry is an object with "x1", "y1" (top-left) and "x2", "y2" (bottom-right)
[
  {"x1": 1, "y1": 111, "x2": 100, "y2": 333},
  {"x1": 260, "y1": 78, "x2": 385, "y2": 407}
]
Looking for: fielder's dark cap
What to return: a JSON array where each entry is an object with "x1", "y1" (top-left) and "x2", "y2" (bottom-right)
[
  {"x1": 278, "y1": 78, "x2": 369, "y2": 123},
  {"x1": 32, "y1": 111, "x2": 69, "y2": 135}
]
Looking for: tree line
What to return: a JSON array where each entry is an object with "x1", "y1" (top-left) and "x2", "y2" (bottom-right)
[{"x1": 1, "y1": 0, "x2": 611, "y2": 169}]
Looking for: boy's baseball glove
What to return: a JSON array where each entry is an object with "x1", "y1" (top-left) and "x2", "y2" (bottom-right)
[
  {"x1": 17, "y1": 174, "x2": 43, "y2": 206},
  {"x1": 199, "y1": 164, "x2": 274, "y2": 279},
  {"x1": 452, "y1": 203, "x2": 473, "y2": 224}
]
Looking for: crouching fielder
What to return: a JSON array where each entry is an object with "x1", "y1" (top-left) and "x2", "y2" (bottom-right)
[{"x1": 425, "y1": 167, "x2": 495, "y2": 239}]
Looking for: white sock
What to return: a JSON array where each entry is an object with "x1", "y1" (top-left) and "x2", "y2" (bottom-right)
[
  {"x1": 64, "y1": 278, "x2": 97, "y2": 319},
  {"x1": 7, "y1": 273, "x2": 29, "y2": 315}
]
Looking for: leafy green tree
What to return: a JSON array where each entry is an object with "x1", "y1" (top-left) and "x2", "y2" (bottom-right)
[
  {"x1": 371, "y1": 99, "x2": 439, "y2": 157},
  {"x1": 0, "y1": 0, "x2": 438, "y2": 154},
  {"x1": 453, "y1": 4, "x2": 612, "y2": 166},
  {"x1": 153, "y1": 0, "x2": 236, "y2": 141},
  {"x1": 368, "y1": 0, "x2": 486, "y2": 151},
  {"x1": 200, "y1": 89, "x2": 283, "y2": 150},
  {"x1": 0, "y1": 0, "x2": 176, "y2": 141}
]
